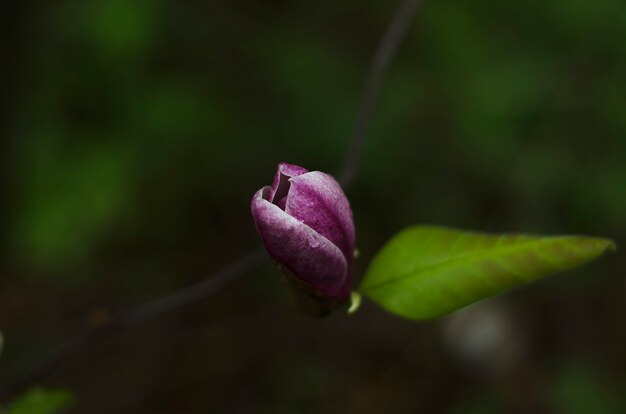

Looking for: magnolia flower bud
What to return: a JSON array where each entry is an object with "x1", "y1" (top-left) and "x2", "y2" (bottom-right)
[{"x1": 251, "y1": 163, "x2": 355, "y2": 315}]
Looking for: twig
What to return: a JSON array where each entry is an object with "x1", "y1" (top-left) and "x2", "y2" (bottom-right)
[
  {"x1": 0, "y1": 249, "x2": 266, "y2": 401},
  {"x1": 339, "y1": 0, "x2": 423, "y2": 188},
  {"x1": 0, "y1": 0, "x2": 422, "y2": 402},
  {"x1": 117, "y1": 248, "x2": 267, "y2": 327}
]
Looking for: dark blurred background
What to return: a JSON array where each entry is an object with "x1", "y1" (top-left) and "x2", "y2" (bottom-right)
[{"x1": 1, "y1": 0, "x2": 625, "y2": 413}]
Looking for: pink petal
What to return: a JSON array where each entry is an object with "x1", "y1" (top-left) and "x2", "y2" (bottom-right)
[
  {"x1": 251, "y1": 188, "x2": 349, "y2": 299},
  {"x1": 269, "y1": 162, "x2": 309, "y2": 203},
  {"x1": 286, "y1": 171, "x2": 355, "y2": 262}
]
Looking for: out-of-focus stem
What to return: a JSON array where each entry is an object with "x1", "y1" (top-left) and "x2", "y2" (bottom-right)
[
  {"x1": 339, "y1": 0, "x2": 423, "y2": 189},
  {"x1": 0, "y1": 0, "x2": 423, "y2": 402}
]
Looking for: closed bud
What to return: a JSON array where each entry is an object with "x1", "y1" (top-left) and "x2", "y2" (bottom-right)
[{"x1": 251, "y1": 163, "x2": 355, "y2": 315}]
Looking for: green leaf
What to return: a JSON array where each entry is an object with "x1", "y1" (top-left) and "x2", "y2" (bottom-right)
[
  {"x1": 359, "y1": 225, "x2": 616, "y2": 320},
  {"x1": 8, "y1": 387, "x2": 75, "y2": 414}
]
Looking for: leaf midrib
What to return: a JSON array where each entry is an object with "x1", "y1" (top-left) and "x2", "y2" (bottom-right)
[{"x1": 360, "y1": 237, "x2": 578, "y2": 292}]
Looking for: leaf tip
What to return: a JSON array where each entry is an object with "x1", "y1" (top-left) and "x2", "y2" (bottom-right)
[{"x1": 589, "y1": 237, "x2": 617, "y2": 255}]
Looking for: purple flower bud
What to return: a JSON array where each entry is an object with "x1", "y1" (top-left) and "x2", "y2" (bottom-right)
[{"x1": 251, "y1": 163, "x2": 355, "y2": 303}]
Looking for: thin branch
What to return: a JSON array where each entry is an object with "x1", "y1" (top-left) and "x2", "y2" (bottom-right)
[
  {"x1": 0, "y1": 249, "x2": 266, "y2": 401},
  {"x1": 118, "y1": 248, "x2": 266, "y2": 327},
  {"x1": 339, "y1": 0, "x2": 423, "y2": 188},
  {"x1": 0, "y1": 0, "x2": 422, "y2": 402}
]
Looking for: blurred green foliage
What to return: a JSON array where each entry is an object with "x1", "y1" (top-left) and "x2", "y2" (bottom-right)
[
  {"x1": 452, "y1": 363, "x2": 626, "y2": 414},
  {"x1": 9, "y1": 0, "x2": 626, "y2": 273},
  {"x1": 554, "y1": 363, "x2": 626, "y2": 414},
  {"x1": 7, "y1": 387, "x2": 74, "y2": 414}
]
